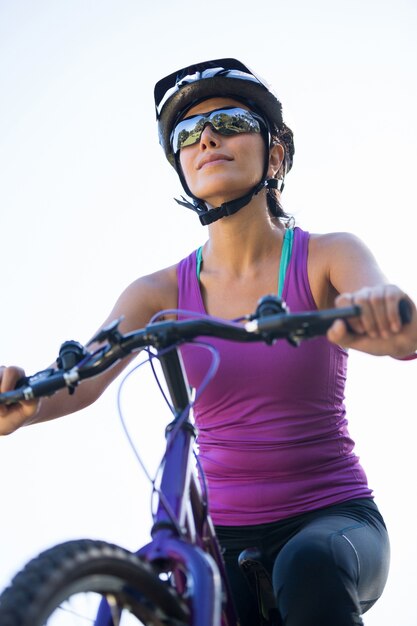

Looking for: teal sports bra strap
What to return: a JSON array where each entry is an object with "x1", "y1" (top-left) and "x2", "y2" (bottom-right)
[
  {"x1": 278, "y1": 228, "x2": 294, "y2": 298},
  {"x1": 196, "y1": 245, "x2": 203, "y2": 282},
  {"x1": 196, "y1": 227, "x2": 294, "y2": 296}
]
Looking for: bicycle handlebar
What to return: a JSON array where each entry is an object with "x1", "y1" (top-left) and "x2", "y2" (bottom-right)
[{"x1": 0, "y1": 297, "x2": 412, "y2": 406}]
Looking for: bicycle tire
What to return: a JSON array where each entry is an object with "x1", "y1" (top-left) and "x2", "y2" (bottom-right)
[{"x1": 0, "y1": 539, "x2": 189, "y2": 626}]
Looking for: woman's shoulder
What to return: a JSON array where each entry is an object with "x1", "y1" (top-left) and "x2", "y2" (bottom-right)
[
  {"x1": 108, "y1": 264, "x2": 180, "y2": 333},
  {"x1": 306, "y1": 231, "x2": 379, "y2": 308},
  {"x1": 309, "y1": 230, "x2": 364, "y2": 247},
  {"x1": 308, "y1": 230, "x2": 375, "y2": 262},
  {"x1": 118, "y1": 248, "x2": 202, "y2": 325},
  {"x1": 128, "y1": 263, "x2": 179, "y2": 310},
  {"x1": 293, "y1": 227, "x2": 362, "y2": 247}
]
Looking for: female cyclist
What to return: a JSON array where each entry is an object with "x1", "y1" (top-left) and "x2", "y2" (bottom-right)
[{"x1": 1, "y1": 58, "x2": 417, "y2": 626}]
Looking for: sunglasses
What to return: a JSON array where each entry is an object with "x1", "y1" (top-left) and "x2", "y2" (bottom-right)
[{"x1": 170, "y1": 107, "x2": 266, "y2": 153}]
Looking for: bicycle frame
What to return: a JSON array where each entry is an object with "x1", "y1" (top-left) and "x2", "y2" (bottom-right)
[
  {"x1": 2, "y1": 298, "x2": 390, "y2": 626},
  {"x1": 95, "y1": 345, "x2": 238, "y2": 626}
]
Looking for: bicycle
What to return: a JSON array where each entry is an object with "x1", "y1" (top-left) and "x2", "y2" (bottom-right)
[{"x1": 0, "y1": 296, "x2": 410, "y2": 626}]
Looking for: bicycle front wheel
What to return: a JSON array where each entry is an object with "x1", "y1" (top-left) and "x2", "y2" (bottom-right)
[{"x1": 0, "y1": 539, "x2": 189, "y2": 626}]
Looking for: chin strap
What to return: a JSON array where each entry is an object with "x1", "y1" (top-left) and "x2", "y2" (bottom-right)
[{"x1": 175, "y1": 178, "x2": 280, "y2": 226}]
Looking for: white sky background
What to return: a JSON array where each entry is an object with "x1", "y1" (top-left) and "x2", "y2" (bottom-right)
[{"x1": 0, "y1": 1, "x2": 416, "y2": 624}]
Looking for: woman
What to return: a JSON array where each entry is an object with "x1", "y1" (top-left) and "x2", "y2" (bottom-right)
[{"x1": 1, "y1": 58, "x2": 416, "y2": 626}]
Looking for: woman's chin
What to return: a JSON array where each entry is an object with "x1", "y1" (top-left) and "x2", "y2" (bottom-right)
[{"x1": 193, "y1": 186, "x2": 255, "y2": 208}]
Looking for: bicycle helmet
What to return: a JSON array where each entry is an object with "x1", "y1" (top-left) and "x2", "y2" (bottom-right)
[{"x1": 154, "y1": 58, "x2": 295, "y2": 225}]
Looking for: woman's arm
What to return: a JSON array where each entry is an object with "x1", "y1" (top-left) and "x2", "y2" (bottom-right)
[
  {"x1": 319, "y1": 232, "x2": 417, "y2": 356},
  {"x1": 0, "y1": 266, "x2": 178, "y2": 435}
]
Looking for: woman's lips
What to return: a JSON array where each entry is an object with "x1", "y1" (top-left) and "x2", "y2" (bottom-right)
[{"x1": 197, "y1": 154, "x2": 233, "y2": 170}]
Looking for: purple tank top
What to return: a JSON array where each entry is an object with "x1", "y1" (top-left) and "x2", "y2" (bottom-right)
[{"x1": 178, "y1": 227, "x2": 372, "y2": 525}]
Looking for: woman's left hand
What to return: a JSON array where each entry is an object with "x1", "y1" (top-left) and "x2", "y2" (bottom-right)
[{"x1": 327, "y1": 285, "x2": 417, "y2": 357}]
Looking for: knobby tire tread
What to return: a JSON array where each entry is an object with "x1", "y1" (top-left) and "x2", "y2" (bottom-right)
[{"x1": 0, "y1": 538, "x2": 189, "y2": 626}]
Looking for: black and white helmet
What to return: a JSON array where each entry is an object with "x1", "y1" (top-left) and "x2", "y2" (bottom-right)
[{"x1": 154, "y1": 58, "x2": 295, "y2": 225}]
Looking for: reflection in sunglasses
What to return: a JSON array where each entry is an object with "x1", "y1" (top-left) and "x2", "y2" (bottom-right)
[{"x1": 171, "y1": 107, "x2": 265, "y2": 153}]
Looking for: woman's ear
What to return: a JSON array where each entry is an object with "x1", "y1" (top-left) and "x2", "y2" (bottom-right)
[{"x1": 268, "y1": 142, "x2": 285, "y2": 178}]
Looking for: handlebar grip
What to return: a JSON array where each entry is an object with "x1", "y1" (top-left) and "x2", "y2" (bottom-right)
[{"x1": 0, "y1": 372, "x2": 68, "y2": 405}]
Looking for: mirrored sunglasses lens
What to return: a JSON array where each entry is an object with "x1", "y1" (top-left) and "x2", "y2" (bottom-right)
[
  {"x1": 211, "y1": 109, "x2": 261, "y2": 135},
  {"x1": 172, "y1": 117, "x2": 205, "y2": 151},
  {"x1": 172, "y1": 108, "x2": 262, "y2": 152}
]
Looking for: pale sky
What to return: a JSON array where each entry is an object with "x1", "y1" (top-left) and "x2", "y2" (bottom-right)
[{"x1": 0, "y1": 1, "x2": 416, "y2": 624}]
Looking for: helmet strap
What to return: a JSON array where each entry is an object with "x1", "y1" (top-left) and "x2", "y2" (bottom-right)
[{"x1": 174, "y1": 178, "x2": 278, "y2": 226}]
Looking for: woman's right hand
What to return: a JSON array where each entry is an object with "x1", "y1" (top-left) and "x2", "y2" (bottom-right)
[{"x1": 0, "y1": 366, "x2": 40, "y2": 435}]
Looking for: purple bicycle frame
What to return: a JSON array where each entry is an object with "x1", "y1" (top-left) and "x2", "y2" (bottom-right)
[{"x1": 94, "y1": 346, "x2": 238, "y2": 626}]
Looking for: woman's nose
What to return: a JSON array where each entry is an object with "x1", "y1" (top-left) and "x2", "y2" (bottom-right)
[{"x1": 199, "y1": 123, "x2": 220, "y2": 150}]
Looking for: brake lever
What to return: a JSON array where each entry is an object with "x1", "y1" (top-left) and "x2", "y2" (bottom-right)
[
  {"x1": 15, "y1": 340, "x2": 90, "y2": 395},
  {"x1": 15, "y1": 368, "x2": 56, "y2": 390},
  {"x1": 88, "y1": 317, "x2": 125, "y2": 346},
  {"x1": 286, "y1": 307, "x2": 362, "y2": 346}
]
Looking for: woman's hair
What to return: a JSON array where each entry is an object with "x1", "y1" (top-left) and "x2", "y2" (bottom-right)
[
  {"x1": 267, "y1": 186, "x2": 289, "y2": 221},
  {"x1": 266, "y1": 131, "x2": 292, "y2": 222}
]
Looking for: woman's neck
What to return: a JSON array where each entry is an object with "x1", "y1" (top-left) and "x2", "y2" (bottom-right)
[{"x1": 203, "y1": 197, "x2": 285, "y2": 276}]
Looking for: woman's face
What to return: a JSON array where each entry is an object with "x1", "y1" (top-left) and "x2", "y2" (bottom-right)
[{"x1": 178, "y1": 97, "x2": 267, "y2": 207}]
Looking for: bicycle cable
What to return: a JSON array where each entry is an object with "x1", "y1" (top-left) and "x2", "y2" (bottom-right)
[
  {"x1": 116, "y1": 349, "x2": 186, "y2": 534},
  {"x1": 115, "y1": 308, "x2": 224, "y2": 531}
]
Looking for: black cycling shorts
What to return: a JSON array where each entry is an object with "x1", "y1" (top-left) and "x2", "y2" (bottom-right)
[{"x1": 215, "y1": 498, "x2": 390, "y2": 626}]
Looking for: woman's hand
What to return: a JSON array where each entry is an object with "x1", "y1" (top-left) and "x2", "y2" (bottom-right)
[
  {"x1": 0, "y1": 366, "x2": 40, "y2": 435},
  {"x1": 327, "y1": 285, "x2": 417, "y2": 357}
]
